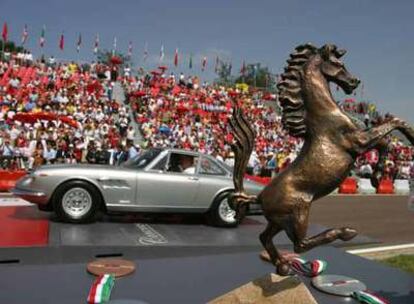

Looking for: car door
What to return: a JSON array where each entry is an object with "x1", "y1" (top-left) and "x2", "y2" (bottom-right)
[
  {"x1": 136, "y1": 151, "x2": 201, "y2": 212},
  {"x1": 193, "y1": 156, "x2": 232, "y2": 208}
]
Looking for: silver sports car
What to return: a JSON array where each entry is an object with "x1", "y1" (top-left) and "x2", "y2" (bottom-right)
[{"x1": 12, "y1": 148, "x2": 263, "y2": 227}]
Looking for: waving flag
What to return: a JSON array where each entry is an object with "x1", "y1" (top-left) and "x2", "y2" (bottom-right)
[
  {"x1": 93, "y1": 34, "x2": 99, "y2": 54},
  {"x1": 112, "y1": 36, "x2": 117, "y2": 55},
  {"x1": 76, "y1": 33, "x2": 82, "y2": 52},
  {"x1": 21, "y1": 24, "x2": 28, "y2": 45},
  {"x1": 127, "y1": 41, "x2": 133, "y2": 58},
  {"x1": 240, "y1": 60, "x2": 246, "y2": 76},
  {"x1": 202, "y1": 56, "x2": 207, "y2": 71},
  {"x1": 159, "y1": 44, "x2": 164, "y2": 62},
  {"x1": 39, "y1": 25, "x2": 46, "y2": 48},
  {"x1": 189, "y1": 53, "x2": 193, "y2": 69},
  {"x1": 2, "y1": 22, "x2": 8, "y2": 42},
  {"x1": 214, "y1": 56, "x2": 219, "y2": 73},
  {"x1": 174, "y1": 48, "x2": 178, "y2": 67},
  {"x1": 143, "y1": 41, "x2": 148, "y2": 62},
  {"x1": 59, "y1": 33, "x2": 64, "y2": 51}
]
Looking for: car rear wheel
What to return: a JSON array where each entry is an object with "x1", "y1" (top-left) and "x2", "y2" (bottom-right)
[
  {"x1": 53, "y1": 181, "x2": 102, "y2": 223},
  {"x1": 207, "y1": 191, "x2": 239, "y2": 227}
]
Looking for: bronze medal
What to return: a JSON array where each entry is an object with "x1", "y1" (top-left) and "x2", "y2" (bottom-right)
[{"x1": 87, "y1": 258, "x2": 136, "y2": 277}]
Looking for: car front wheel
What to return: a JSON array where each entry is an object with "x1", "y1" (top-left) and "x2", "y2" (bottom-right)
[
  {"x1": 53, "y1": 181, "x2": 102, "y2": 223},
  {"x1": 207, "y1": 192, "x2": 239, "y2": 227}
]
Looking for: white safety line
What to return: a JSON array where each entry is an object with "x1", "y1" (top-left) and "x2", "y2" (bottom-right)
[
  {"x1": 0, "y1": 197, "x2": 33, "y2": 206},
  {"x1": 348, "y1": 243, "x2": 414, "y2": 254}
]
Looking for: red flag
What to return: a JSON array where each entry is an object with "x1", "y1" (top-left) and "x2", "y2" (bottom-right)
[
  {"x1": 59, "y1": 33, "x2": 64, "y2": 51},
  {"x1": 174, "y1": 48, "x2": 178, "y2": 67},
  {"x1": 202, "y1": 56, "x2": 207, "y2": 71},
  {"x1": 240, "y1": 60, "x2": 246, "y2": 76},
  {"x1": 2, "y1": 22, "x2": 8, "y2": 42}
]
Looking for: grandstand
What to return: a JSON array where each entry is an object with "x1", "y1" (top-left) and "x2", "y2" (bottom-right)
[{"x1": 0, "y1": 50, "x2": 412, "y2": 192}]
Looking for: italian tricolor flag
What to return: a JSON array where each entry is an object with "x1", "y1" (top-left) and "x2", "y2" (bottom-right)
[
  {"x1": 291, "y1": 257, "x2": 327, "y2": 277},
  {"x1": 353, "y1": 290, "x2": 389, "y2": 304},
  {"x1": 39, "y1": 25, "x2": 46, "y2": 48},
  {"x1": 87, "y1": 274, "x2": 115, "y2": 303}
]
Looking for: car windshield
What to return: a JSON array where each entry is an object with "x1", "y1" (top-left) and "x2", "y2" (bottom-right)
[
  {"x1": 219, "y1": 160, "x2": 233, "y2": 173},
  {"x1": 122, "y1": 148, "x2": 163, "y2": 169}
]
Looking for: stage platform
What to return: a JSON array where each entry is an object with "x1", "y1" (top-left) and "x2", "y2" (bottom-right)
[
  {"x1": 0, "y1": 246, "x2": 413, "y2": 304},
  {"x1": 0, "y1": 204, "x2": 378, "y2": 265},
  {"x1": 0, "y1": 202, "x2": 412, "y2": 303}
]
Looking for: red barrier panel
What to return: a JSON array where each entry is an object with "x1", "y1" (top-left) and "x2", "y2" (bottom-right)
[
  {"x1": 245, "y1": 174, "x2": 271, "y2": 185},
  {"x1": 339, "y1": 177, "x2": 358, "y2": 194},
  {"x1": 0, "y1": 170, "x2": 27, "y2": 192},
  {"x1": 377, "y1": 178, "x2": 394, "y2": 194}
]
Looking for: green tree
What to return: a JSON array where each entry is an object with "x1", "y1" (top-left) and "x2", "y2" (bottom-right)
[
  {"x1": 0, "y1": 40, "x2": 26, "y2": 53},
  {"x1": 235, "y1": 63, "x2": 276, "y2": 90},
  {"x1": 214, "y1": 60, "x2": 235, "y2": 86},
  {"x1": 96, "y1": 49, "x2": 132, "y2": 68}
]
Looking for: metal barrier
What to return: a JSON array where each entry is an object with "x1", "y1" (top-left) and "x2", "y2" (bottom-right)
[{"x1": 0, "y1": 156, "x2": 28, "y2": 170}]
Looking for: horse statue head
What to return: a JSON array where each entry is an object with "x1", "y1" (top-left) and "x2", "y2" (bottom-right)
[{"x1": 277, "y1": 43, "x2": 360, "y2": 137}]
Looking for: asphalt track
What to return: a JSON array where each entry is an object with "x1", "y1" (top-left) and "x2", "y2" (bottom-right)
[
  {"x1": 0, "y1": 194, "x2": 413, "y2": 304},
  {"x1": 309, "y1": 194, "x2": 414, "y2": 246},
  {"x1": 0, "y1": 193, "x2": 412, "y2": 248}
]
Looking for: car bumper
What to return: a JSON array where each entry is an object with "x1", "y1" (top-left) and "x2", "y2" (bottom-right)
[{"x1": 11, "y1": 188, "x2": 49, "y2": 205}]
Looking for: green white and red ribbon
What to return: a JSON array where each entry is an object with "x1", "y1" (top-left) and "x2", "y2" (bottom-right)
[
  {"x1": 290, "y1": 257, "x2": 327, "y2": 277},
  {"x1": 291, "y1": 256, "x2": 389, "y2": 304},
  {"x1": 87, "y1": 274, "x2": 115, "y2": 304},
  {"x1": 352, "y1": 290, "x2": 389, "y2": 304}
]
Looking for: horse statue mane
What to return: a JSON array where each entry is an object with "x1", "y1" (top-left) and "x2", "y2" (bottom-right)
[
  {"x1": 228, "y1": 42, "x2": 414, "y2": 276},
  {"x1": 278, "y1": 43, "x2": 318, "y2": 137}
]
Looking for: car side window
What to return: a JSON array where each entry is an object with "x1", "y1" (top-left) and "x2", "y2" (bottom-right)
[
  {"x1": 166, "y1": 153, "x2": 198, "y2": 175},
  {"x1": 199, "y1": 157, "x2": 226, "y2": 176},
  {"x1": 151, "y1": 155, "x2": 168, "y2": 171}
]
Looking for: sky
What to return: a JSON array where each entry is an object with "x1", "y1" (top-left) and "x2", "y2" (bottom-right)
[{"x1": 1, "y1": 0, "x2": 414, "y2": 122}]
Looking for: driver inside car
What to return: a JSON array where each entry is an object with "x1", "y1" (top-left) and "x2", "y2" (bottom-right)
[{"x1": 178, "y1": 155, "x2": 196, "y2": 174}]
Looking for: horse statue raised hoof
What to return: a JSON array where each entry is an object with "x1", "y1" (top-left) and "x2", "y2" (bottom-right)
[{"x1": 229, "y1": 43, "x2": 414, "y2": 276}]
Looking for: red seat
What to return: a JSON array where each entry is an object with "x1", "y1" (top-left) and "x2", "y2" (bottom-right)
[
  {"x1": 377, "y1": 178, "x2": 394, "y2": 194},
  {"x1": 339, "y1": 177, "x2": 357, "y2": 194}
]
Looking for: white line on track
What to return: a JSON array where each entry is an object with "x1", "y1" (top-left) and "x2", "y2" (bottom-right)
[
  {"x1": 348, "y1": 243, "x2": 414, "y2": 254},
  {"x1": 0, "y1": 196, "x2": 33, "y2": 206}
]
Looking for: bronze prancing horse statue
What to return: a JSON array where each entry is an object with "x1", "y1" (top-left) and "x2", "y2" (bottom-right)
[{"x1": 229, "y1": 43, "x2": 414, "y2": 276}]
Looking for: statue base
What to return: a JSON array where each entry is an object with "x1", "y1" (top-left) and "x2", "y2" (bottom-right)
[{"x1": 208, "y1": 273, "x2": 317, "y2": 304}]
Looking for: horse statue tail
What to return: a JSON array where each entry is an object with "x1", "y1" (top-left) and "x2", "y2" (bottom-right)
[{"x1": 228, "y1": 99, "x2": 258, "y2": 221}]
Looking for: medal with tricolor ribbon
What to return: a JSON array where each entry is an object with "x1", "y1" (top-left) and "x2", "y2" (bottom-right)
[
  {"x1": 87, "y1": 274, "x2": 115, "y2": 304},
  {"x1": 290, "y1": 257, "x2": 327, "y2": 277},
  {"x1": 86, "y1": 258, "x2": 136, "y2": 303},
  {"x1": 312, "y1": 274, "x2": 389, "y2": 304}
]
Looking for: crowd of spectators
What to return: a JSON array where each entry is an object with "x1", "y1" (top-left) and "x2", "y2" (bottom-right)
[
  {"x1": 0, "y1": 53, "x2": 138, "y2": 170},
  {"x1": 340, "y1": 98, "x2": 414, "y2": 180},
  {"x1": 0, "y1": 48, "x2": 412, "y2": 182},
  {"x1": 124, "y1": 71, "x2": 299, "y2": 177},
  {"x1": 124, "y1": 70, "x2": 414, "y2": 180}
]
